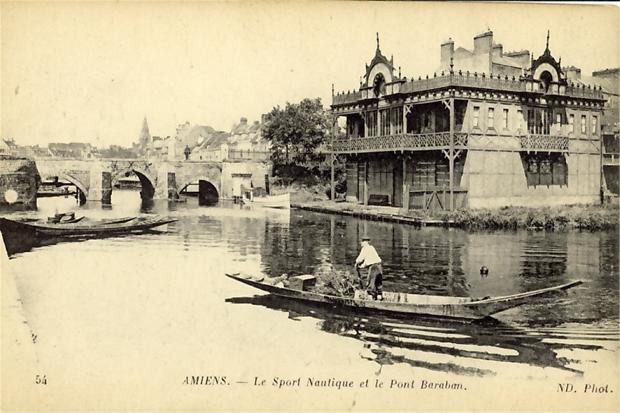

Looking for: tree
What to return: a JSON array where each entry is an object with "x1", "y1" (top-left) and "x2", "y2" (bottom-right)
[{"x1": 262, "y1": 98, "x2": 330, "y2": 178}]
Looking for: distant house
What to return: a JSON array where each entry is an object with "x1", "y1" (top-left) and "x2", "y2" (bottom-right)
[
  {"x1": 173, "y1": 124, "x2": 224, "y2": 161},
  {"x1": 30, "y1": 145, "x2": 54, "y2": 158},
  {"x1": 48, "y1": 142, "x2": 96, "y2": 158},
  {"x1": 190, "y1": 131, "x2": 231, "y2": 161},
  {"x1": 1, "y1": 139, "x2": 53, "y2": 158},
  {"x1": 227, "y1": 118, "x2": 270, "y2": 161}
]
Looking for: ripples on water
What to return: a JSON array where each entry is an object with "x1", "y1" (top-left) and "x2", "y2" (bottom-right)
[{"x1": 4, "y1": 190, "x2": 619, "y2": 380}]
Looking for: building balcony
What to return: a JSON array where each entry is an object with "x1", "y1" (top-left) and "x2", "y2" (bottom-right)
[
  {"x1": 330, "y1": 132, "x2": 468, "y2": 154},
  {"x1": 519, "y1": 134, "x2": 569, "y2": 152}
]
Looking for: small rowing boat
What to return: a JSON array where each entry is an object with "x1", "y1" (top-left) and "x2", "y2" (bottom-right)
[
  {"x1": 243, "y1": 192, "x2": 290, "y2": 209},
  {"x1": 0, "y1": 215, "x2": 176, "y2": 238},
  {"x1": 225, "y1": 273, "x2": 583, "y2": 321}
]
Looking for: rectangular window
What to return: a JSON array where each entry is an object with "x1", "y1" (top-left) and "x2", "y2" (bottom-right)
[
  {"x1": 527, "y1": 110, "x2": 535, "y2": 134},
  {"x1": 472, "y1": 106, "x2": 480, "y2": 128},
  {"x1": 581, "y1": 115, "x2": 587, "y2": 134},
  {"x1": 367, "y1": 111, "x2": 378, "y2": 137},
  {"x1": 524, "y1": 153, "x2": 567, "y2": 187},
  {"x1": 503, "y1": 108, "x2": 509, "y2": 129},
  {"x1": 379, "y1": 109, "x2": 388, "y2": 136},
  {"x1": 569, "y1": 114, "x2": 574, "y2": 133},
  {"x1": 592, "y1": 116, "x2": 598, "y2": 134},
  {"x1": 488, "y1": 108, "x2": 495, "y2": 128},
  {"x1": 392, "y1": 107, "x2": 403, "y2": 135},
  {"x1": 556, "y1": 113, "x2": 562, "y2": 125},
  {"x1": 544, "y1": 109, "x2": 552, "y2": 135},
  {"x1": 517, "y1": 109, "x2": 523, "y2": 131}
]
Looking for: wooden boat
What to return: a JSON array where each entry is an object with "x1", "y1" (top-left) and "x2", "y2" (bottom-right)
[
  {"x1": 11, "y1": 215, "x2": 129, "y2": 225},
  {"x1": 92, "y1": 216, "x2": 137, "y2": 225},
  {"x1": 244, "y1": 192, "x2": 290, "y2": 209},
  {"x1": 225, "y1": 273, "x2": 583, "y2": 321},
  {"x1": 0, "y1": 215, "x2": 176, "y2": 238}
]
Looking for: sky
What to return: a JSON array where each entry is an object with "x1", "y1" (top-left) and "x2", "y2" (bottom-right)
[{"x1": 1, "y1": 2, "x2": 618, "y2": 147}]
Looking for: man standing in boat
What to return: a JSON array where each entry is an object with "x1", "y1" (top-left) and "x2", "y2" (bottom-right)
[{"x1": 355, "y1": 236, "x2": 383, "y2": 300}]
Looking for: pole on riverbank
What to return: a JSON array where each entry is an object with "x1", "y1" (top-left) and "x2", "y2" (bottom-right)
[{"x1": 449, "y1": 97, "x2": 455, "y2": 211}]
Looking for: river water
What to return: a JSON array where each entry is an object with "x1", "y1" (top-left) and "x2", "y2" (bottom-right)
[{"x1": 3, "y1": 190, "x2": 619, "y2": 409}]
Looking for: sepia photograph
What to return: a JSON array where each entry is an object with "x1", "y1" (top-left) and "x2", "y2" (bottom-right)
[{"x1": 1, "y1": 1, "x2": 619, "y2": 411}]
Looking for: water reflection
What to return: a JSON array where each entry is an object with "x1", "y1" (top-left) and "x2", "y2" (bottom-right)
[
  {"x1": 3, "y1": 192, "x2": 618, "y2": 379},
  {"x1": 226, "y1": 294, "x2": 616, "y2": 377},
  {"x1": 262, "y1": 212, "x2": 618, "y2": 317}
]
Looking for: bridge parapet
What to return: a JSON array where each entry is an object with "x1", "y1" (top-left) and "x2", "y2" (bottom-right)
[{"x1": 33, "y1": 157, "x2": 271, "y2": 203}]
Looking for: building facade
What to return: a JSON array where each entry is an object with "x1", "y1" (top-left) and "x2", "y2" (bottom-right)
[
  {"x1": 592, "y1": 68, "x2": 619, "y2": 196},
  {"x1": 330, "y1": 32, "x2": 606, "y2": 209}
]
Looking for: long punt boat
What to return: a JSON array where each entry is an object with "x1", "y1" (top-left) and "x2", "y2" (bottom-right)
[
  {"x1": 0, "y1": 215, "x2": 176, "y2": 237},
  {"x1": 225, "y1": 273, "x2": 583, "y2": 321}
]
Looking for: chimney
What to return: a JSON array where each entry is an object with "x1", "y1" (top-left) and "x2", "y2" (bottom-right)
[
  {"x1": 474, "y1": 30, "x2": 493, "y2": 55},
  {"x1": 504, "y1": 50, "x2": 530, "y2": 70},
  {"x1": 440, "y1": 38, "x2": 455, "y2": 69},
  {"x1": 564, "y1": 66, "x2": 582, "y2": 81},
  {"x1": 492, "y1": 43, "x2": 503, "y2": 59},
  {"x1": 240, "y1": 117, "x2": 248, "y2": 124}
]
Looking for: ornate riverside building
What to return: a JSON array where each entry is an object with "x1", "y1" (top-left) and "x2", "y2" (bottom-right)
[{"x1": 330, "y1": 32, "x2": 606, "y2": 209}]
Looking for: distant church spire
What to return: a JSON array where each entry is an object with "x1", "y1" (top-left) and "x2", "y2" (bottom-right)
[
  {"x1": 546, "y1": 30, "x2": 550, "y2": 51},
  {"x1": 376, "y1": 32, "x2": 380, "y2": 51},
  {"x1": 138, "y1": 116, "x2": 151, "y2": 153}
]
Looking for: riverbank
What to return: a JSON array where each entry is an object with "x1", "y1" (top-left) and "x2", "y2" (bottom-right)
[
  {"x1": 291, "y1": 198, "x2": 619, "y2": 230},
  {"x1": 269, "y1": 180, "x2": 619, "y2": 230}
]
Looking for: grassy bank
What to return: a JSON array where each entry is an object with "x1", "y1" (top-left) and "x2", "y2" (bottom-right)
[
  {"x1": 432, "y1": 204, "x2": 619, "y2": 230},
  {"x1": 279, "y1": 181, "x2": 619, "y2": 230}
]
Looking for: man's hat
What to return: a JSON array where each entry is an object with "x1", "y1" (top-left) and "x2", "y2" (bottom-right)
[{"x1": 361, "y1": 235, "x2": 371, "y2": 241}]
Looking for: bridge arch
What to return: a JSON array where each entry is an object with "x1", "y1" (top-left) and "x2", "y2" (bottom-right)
[
  {"x1": 178, "y1": 176, "x2": 220, "y2": 206},
  {"x1": 54, "y1": 172, "x2": 88, "y2": 205},
  {"x1": 111, "y1": 168, "x2": 157, "y2": 200}
]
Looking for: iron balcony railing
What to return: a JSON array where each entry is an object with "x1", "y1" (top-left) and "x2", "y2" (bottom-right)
[
  {"x1": 330, "y1": 132, "x2": 468, "y2": 153},
  {"x1": 227, "y1": 150, "x2": 271, "y2": 161},
  {"x1": 518, "y1": 134, "x2": 569, "y2": 152}
]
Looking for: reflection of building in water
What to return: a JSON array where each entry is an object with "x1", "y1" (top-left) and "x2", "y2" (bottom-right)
[
  {"x1": 331, "y1": 31, "x2": 605, "y2": 209},
  {"x1": 262, "y1": 211, "x2": 469, "y2": 295},
  {"x1": 260, "y1": 212, "x2": 331, "y2": 277}
]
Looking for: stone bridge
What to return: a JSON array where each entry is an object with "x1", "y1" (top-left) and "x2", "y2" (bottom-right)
[{"x1": 35, "y1": 158, "x2": 271, "y2": 204}]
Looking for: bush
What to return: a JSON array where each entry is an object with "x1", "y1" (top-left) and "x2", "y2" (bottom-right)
[{"x1": 432, "y1": 204, "x2": 618, "y2": 231}]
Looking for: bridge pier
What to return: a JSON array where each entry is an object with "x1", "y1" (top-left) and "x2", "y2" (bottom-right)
[
  {"x1": 87, "y1": 163, "x2": 113, "y2": 204},
  {"x1": 167, "y1": 172, "x2": 178, "y2": 199},
  {"x1": 101, "y1": 172, "x2": 112, "y2": 205},
  {"x1": 154, "y1": 166, "x2": 169, "y2": 200}
]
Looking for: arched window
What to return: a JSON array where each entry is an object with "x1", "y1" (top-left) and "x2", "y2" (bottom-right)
[
  {"x1": 373, "y1": 73, "x2": 386, "y2": 97},
  {"x1": 540, "y1": 70, "x2": 553, "y2": 92}
]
